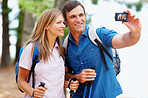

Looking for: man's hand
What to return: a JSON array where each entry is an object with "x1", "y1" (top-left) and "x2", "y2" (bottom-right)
[
  {"x1": 123, "y1": 10, "x2": 142, "y2": 38},
  {"x1": 113, "y1": 10, "x2": 142, "y2": 49},
  {"x1": 78, "y1": 69, "x2": 96, "y2": 83}
]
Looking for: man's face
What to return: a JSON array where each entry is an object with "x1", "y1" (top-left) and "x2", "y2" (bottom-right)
[{"x1": 66, "y1": 5, "x2": 86, "y2": 34}]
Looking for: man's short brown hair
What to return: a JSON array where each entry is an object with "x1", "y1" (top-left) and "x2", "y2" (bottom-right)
[{"x1": 61, "y1": 0, "x2": 86, "y2": 21}]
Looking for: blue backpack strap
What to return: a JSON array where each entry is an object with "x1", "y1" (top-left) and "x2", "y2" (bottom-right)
[
  {"x1": 32, "y1": 42, "x2": 39, "y2": 63},
  {"x1": 16, "y1": 42, "x2": 39, "y2": 93},
  {"x1": 18, "y1": 47, "x2": 24, "y2": 60},
  {"x1": 15, "y1": 47, "x2": 24, "y2": 85}
]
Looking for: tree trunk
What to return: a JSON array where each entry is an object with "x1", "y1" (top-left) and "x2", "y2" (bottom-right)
[
  {"x1": 54, "y1": 0, "x2": 69, "y2": 9},
  {"x1": 21, "y1": 11, "x2": 35, "y2": 46},
  {"x1": 1, "y1": 0, "x2": 10, "y2": 66},
  {"x1": 15, "y1": 10, "x2": 24, "y2": 63}
]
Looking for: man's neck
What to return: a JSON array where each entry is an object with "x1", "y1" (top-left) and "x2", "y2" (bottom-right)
[{"x1": 71, "y1": 32, "x2": 82, "y2": 46}]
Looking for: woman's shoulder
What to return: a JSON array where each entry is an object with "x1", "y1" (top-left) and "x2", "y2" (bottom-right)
[
  {"x1": 19, "y1": 42, "x2": 34, "y2": 70},
  {"x1": 24, "y1": 43, "x2": 34, "y2": 50},
  {"x1": 21, "y1": 43, "x2": 34, "y2": 56}
]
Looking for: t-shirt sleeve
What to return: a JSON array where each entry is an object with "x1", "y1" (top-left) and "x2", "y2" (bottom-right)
[
  {"x1": 19, "y1": 43, "x2": 33, "y2": 70},
  {"x1": 97, "y1": 27, "x2": 118, "y2": 48}
]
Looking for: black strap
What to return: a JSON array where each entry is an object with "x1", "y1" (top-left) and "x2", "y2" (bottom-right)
[
  {"x1": 27, "y1": 55, "x2": 38, "y2": 88},
  {"x1": 94, "y1": 39, "x2": 113, "y2": 70}
]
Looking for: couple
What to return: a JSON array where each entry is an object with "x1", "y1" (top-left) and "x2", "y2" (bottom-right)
[{"x1": 18, "y1": 0, "x2": 142, "y2": 98}]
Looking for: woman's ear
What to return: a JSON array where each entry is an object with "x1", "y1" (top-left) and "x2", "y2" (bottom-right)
[{"x1": 45, "y1": 24, "x2": 49, "y2": 30}]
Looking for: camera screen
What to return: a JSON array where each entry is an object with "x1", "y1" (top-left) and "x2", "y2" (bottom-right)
[{"x1": 115, "y1": 13, "x2": 128, "y2": 22}]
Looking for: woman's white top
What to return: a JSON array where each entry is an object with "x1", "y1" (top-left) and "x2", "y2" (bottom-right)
[{"x1": 19, "y1": 42, "x2": 65, "y2": 98}]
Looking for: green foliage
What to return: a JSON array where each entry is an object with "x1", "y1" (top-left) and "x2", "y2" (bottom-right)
[
  {"x1": 17, "y1": 10, "x2": 24, "y2": 41},
  {"x1": 18, "y1": 0, "x2": 54, "y2": 19},
  {"x1": 2, "y1": 8, "x2": 12, "y2": 14},
  {"x1": 127, "y1": 4, "x2": 132, "y2": 9},
  {"x1": 126, "y1": 2, "x2": 143, "y2": 12},
  {"x1": 91, "y1": 0, "x2": 98, "y2": 4},
  {"x1": 86, "y1": 14, "x2": 92, "y2": 25},
  {"x1": 117, "y1": 0, "x2": 147, "y2": 12},
  {"x1": 135, "y1": 2, "x2": 143, "y2": 11},
  {"x1": 61, "y1": 27, "x2": 70, "y2": 40}
]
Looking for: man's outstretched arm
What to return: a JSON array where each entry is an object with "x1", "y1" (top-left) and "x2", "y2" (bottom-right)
[{"x1": 112, "y1": 10, "x2": 142, "y2": 49}]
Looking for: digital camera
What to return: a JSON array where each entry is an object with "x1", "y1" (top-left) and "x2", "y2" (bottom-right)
[{"x1": 115, "y1": 13, "x2": 128, "y2": 22}]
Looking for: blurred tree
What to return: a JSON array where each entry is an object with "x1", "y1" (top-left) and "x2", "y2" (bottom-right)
[
  {"x1": 14, "y1": 0, "x2": 54, "y2": 62},
  {"x1": 126, "y1": 2, "x2": 143, "y2": 11},
  {"x1": 115, "y1": 0, "x2": 148, "y2": 11},
  {"x1": 15, "y1": 6, "x2": 24, "y2": 62},
  {"x1": 54, "y1": 0, "x2": 69, "y2": 9},
  {"x1": 91, "y1": 0, "x2": 98, "y2": 4},
  {"x1": 1, "y1": 0, "x2": 11, "y2": 66},
  {"x1": 91, "y1": 0, "x2": 148, "y2": 11},
  {"x1": 18, "y1": 0, "x2": 54, "y2": 19}
]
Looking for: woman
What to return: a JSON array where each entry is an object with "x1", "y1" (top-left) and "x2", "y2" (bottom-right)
[{"x1": 18, "y1": 9, "x2": 79, "y2": 98}]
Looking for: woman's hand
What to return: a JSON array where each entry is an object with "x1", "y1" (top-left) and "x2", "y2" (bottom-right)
[
  {"x1": 69, "y1": 80, "x2": 79, "y2": 91},
  {"x1": 33, "y1": 86, "x2": 48, "y2": 98},
  {"x1": 64, "y1": 79, "x2": 79, "y2": 91}
]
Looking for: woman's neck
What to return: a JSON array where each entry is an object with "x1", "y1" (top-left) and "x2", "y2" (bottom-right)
[
  {"x1": 47, "y1": 33, "x2": 57, "y2": 52},
  {"x1": 49, "y1": 39, "x2": 56, "y2": 52}
]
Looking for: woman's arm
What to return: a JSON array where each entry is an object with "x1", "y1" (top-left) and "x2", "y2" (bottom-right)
[
  {"x1": 18, "y1": 67, "x2": 34, "y2": 96},
  {"x1": 18, "y1": 67, "x2": 47, "y2": 97}
]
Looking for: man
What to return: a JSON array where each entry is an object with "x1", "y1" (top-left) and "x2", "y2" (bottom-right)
[{"x1": 61, "y1": 0, "x2": 142, "y2": 98}]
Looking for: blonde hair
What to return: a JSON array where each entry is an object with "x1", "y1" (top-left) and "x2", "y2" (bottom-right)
[{"x1": 25, "y1": 9, "x2": 64, "y2": 62}]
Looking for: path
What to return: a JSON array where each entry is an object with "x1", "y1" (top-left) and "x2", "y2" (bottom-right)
[{"x1": 0, "y1": 65, "x2": 23, "y2": 98}]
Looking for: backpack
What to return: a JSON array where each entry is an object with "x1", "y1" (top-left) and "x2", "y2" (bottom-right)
[
  {"x1": 63, "y1": 27, "x2": 121, "y2": 76},
  {"x1": 15, "y1": 43, "x2": 39, "y2": 92}
]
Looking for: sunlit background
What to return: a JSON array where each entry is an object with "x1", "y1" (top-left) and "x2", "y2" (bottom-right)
[{"x1": 0, "y1": 0, "x2": 148, "y2": 97}]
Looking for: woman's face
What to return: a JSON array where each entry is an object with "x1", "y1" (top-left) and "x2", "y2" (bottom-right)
[{"x1": 47, "y1": 14, "x2": 65, "y2": 37}]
